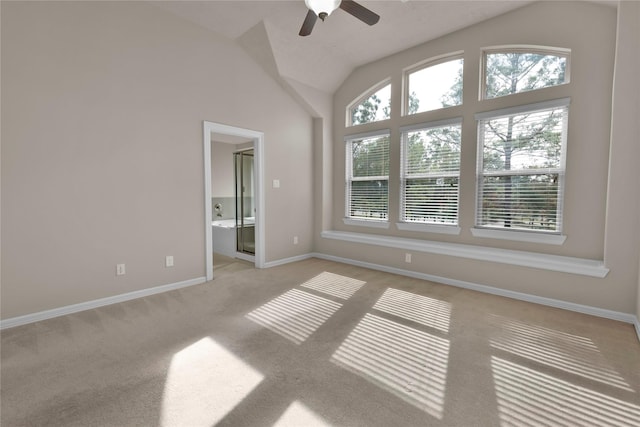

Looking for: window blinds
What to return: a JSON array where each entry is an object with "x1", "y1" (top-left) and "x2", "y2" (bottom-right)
[
  {"x1": 476, "y1": 102, "x2": 568, "y2": 232},
  {"x1": 400, "y1": 121, "x2": 462, "y2": 225},
  {"x1": 346, "y1": 132, "x2": 390, "y2": 220}
]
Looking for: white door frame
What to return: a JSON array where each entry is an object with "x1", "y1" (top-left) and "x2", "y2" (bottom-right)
[{"x1": 203, "y1": 121, "x2": 265, "y2": 280}]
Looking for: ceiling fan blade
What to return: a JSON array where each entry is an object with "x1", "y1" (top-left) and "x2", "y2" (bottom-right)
[
  {"x1": 339, "y1": 0, "x2": 380, "y2": 26},
  {"x1": 299, "y1": 9, "x2": 318, "y2": 36}
]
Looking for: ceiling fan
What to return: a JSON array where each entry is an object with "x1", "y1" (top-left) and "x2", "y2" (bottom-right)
[{"x1": 299, "y1": 0, "x2": 380, "y2": 36}]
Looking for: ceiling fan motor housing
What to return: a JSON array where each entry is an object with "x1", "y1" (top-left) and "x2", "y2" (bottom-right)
[
  {"x1": 299, "y1": 0, "x2": 379, "y2": 36},
  {"x1": 305, "y1": 0, "x2": 341, "y2": 19}
]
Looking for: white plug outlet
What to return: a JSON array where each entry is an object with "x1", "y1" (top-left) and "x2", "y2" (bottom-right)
[
  {"x1": 405, "y1": 253, "x2": 412, "y2": 263},
  {"x1": 293, "y1": 236, "x2": 299, "y2": 245},
  {"x1": 166, "y1": 256, "x2": 174, "y2": 267},
  {"x1": 116, "y1": 264, "x2": 126, "y2": 276}
]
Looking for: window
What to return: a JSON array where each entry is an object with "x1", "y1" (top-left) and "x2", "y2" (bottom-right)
[
  {"x1": 405, "y1": 55, "x2": 463, "y2": 115},
  {"x1": 482, "y1": 47, "x2": 569, "y2": 99},
  {"x1": 348, "y1": 82, "x2": 391, "y2": 127},
  {"x1": 345, "y1": 131, "x2": 390, "y2": 222},
  {"x1": 400, "y1": 119, "x2": 462, "y2": 227},
  {"x1": 475, "y1": 98, "x2": 569, "y2": 233}
]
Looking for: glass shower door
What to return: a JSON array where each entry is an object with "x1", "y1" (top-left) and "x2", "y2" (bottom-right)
[{"x1": 234, "y1": 150, "x2": 255, "y2": 255}]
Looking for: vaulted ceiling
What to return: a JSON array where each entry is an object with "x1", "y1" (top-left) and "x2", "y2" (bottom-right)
[{"x1": 152, "y1": 0, "x2": 537, "y2": 93}]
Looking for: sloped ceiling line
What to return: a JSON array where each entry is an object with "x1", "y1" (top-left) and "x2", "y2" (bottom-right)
[{"x1": 152, "y1": 1, "x2": 538, "y2": 93}]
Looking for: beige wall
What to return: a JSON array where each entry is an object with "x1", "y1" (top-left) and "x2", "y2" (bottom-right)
[
  {"x1": 611, "y1": 0, "x2": 640, "y2": 322},
  {"x1": 2, "y1": 0, "x2": 638, "y2": 323},
  {"x1": 319, "y1": 1, "x2": 640, "y2": 314},
  {"x1": 211, "y1": 142, "x2": 236, "y2": 198},
  {"x1": 282, "y1": 78, "x2": 335, "y2": 235},
  {"x1": 606, "y1": 0, "x2": 639, "y2": 320},
  {"x1": 1, "y1": 1, "x2": 314, "y2": 319}
]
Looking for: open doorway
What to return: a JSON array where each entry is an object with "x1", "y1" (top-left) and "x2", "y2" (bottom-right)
[{"x1": 203, "y1": 122, "x2": 264, "y2": 281}]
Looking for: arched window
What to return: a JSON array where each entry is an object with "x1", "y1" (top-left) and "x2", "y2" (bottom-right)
[
  {"x1": 404, "y1": 54, "x2": 463, "y2": 116},
  {"x1": 347, "y1": 81, "x2": 391, "y2": 127},
  {"x1": 481, "y1": 46, "x2": 570, "y2": 99}
]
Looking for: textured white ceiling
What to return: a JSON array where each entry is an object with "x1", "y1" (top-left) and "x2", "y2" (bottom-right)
[{"x1": 153, "y1": 0, "x2": 538, "y2": 92}]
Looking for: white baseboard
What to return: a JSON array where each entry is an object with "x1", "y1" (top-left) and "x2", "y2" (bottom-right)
[
  {"x1": 0, "y1": 276, "x2": 207, "y2": 330},
  {"x1": 263, "y1": 253, "x2": 315, "y2": 268},
  {"x1": 4, "y1": 253, "x2": 639, "y2": 345},
  {"x1": 311, "y1": 252, "x2": 638, "y2": 327}
]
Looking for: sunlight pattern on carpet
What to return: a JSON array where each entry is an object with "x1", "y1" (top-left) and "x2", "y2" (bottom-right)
[
  {"x1": 300, "y1": 271, "x2": 366, "y2": 300},
  {"x1": 273, "y1": 401, "x2": 333, "y2": 427},
  {"x1": 491, "y1": 356, "x2": 640, "y2": 427},
  {"x1": 373, "y1": 288, "x2": 451, "y2": 333},
  {"x1": 161, "y1": 337, "x2": 263, "y2": 426},
  {"x1": 331, "y1": 313, "x2": 449, "y2": 419},
  {"x1": 246, "y1": 289, "x2": 342, "y2": 344},
  {"x1": 489, "y1": 315, "x2": 634, "y2": 391}
]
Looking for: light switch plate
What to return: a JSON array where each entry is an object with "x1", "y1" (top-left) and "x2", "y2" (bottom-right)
[{"x1": 116, "y1": 264, "x2": 126, "y2": 276}]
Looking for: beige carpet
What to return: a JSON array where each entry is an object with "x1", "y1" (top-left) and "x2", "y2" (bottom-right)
[
  {"x1": 214, "y1": 252, "x2": 253, "y2": 273},
  {"x1": 2, "y1": 257, "x2": 640, "y2": 426}
]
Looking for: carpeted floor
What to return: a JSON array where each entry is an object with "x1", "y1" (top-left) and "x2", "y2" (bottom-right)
[
  {"x1": 2, "y1": 257, "x2": 640, "y2": 426},
  {"x1": 214, "y1": 252, "x2": 254, "y2": 273}
]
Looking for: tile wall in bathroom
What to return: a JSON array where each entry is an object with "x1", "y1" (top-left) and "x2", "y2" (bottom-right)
[{"x1": 212, "y1": 197, "x2": 235, "y2": 220}]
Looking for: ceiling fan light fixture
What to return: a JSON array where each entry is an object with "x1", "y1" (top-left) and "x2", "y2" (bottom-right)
[{"x1": 305, "y1": 0, "x2": 341, "y2": 21}]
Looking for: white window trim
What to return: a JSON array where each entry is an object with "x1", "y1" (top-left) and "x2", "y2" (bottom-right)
[
  {"x1": 399, "y1": 116, "x2": 463, "y2": 133},
  {"x1": 480, "y1": 45, "x2": 571, "y2": 101},
  {"x1": 402, "y1": 51, "x2": 464, "y2": 117},
  {"x1": 475, "y1": 98, "x2": 570, "y2": 239},
  {"x1": 482, "y1": 44, "x2": 571, "y2": 55},
  {"x1": 345, "y1": 129, "x2": 391, "y2": 223},
  {"x1": 396, "y1": 222, "x2": 461, "y2": 235},
  {"x1": 471, "y1": 227, "x2": 566, "y2": 245},
  {"x1": 475, "y1": 97, "x2": 570, "y2": 121},
  {"x1": 400, "y1": 117, "x2": 463, "y2": 228},
  {"x1": 321, "y1": 230, "x2": 608, "y2": 278},
  {"x1": 344, "y1": 218, "x2": 390, "y2": 229},
  {"x1": 344, "y1": 129, "x2": 392, "y2": 142},
  {"x1": 346, "y1": 78, "x2": 392, "y2": 127}
]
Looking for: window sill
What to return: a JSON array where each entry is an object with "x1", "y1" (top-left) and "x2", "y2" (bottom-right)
[
  {"x1": 343, "y1": 218, "x2": 390, "y2": 229},
  {"x1": 396, "y1": 222, "x2": 461, "y2": 235},
  {"x1": 321, "y1": 230, "x2": 608, "y2": 278},
  {"x1": 471, "y1": 227, "x2": 567, "y2": 245}
]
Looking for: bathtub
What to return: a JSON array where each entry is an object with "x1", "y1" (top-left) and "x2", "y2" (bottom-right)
[
  {"x1": 212, "y1": 218, "x2": 255, "y2": 257},
  {"x1": 212, "y1": 219, "x2": 237, "y2": 229},
  {"x1": 212, "y1": 217, "x2": 255, "y2": 228}
]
